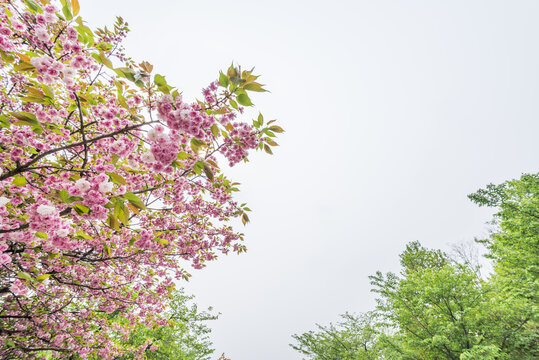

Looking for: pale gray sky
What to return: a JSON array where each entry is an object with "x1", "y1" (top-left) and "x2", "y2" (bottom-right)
[{"x1": 84, "y1": 1, "x2": 539, "y2": 359}]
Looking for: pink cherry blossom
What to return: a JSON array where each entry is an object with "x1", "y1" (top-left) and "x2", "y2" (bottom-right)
[
  {"x1": 35, "y1": 26, "x2": 50, "y2": 42},
  {"x1": 0, "y1": 253, "x2": 11, "y2": 265},
  {"x1": 75, "y1": 178, "x2": 91, "y2": 192},
  {"x1": 0, "y1": 2, "x2": 280, "y2": 358},
  {"x1": 10, "y1": 279, "x2": 29, "y2": 296}
]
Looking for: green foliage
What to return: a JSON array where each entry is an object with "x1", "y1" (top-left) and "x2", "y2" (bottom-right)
[
  {"x1": 290, "y1": 312, "x2": 381, "y2": 360},
  {"x1": 468, "y1": 173, "x2": 539, "y2": 300},
  {"x1": 371, "y1": 245, "x2": 499, "y2": 360},
  {"x1": 468, "y1": 173, "x2": 539, "y2": 359},
  {"x1": 292, "y1": 173, "x2": 539, "y2": 360},
  {"x1": 116, "y1": 289, "x2": 218, "y2": 360}
]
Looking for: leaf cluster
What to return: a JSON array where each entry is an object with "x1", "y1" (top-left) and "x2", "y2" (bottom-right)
[{"x1": 291, "y1": 173, "x2": 539, "y2": 360}]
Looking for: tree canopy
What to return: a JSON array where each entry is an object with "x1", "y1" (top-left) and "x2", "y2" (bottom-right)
[
  {"x1": 0, "y1": 0, "x2": 281, "y2": 358},
  {"x1": 291, "y1": 173, "x2": 539, "y2": 360}
]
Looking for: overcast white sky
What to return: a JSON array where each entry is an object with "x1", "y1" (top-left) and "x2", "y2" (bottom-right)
[{"x1": 83, "y1": 1, "x2": 539, "y2": 359}]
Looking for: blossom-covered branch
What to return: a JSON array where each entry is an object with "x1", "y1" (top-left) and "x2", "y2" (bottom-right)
[{"x1": 0, "y1": 0, "x2": 282, "y2": 358}]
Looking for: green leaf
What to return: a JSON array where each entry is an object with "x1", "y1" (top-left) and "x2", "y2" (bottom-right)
[
  {"x1": 0, "y1": 115, "x2": 10, "y2": 128},
  {"x1": 73, "y1": 203, "x2": 90, "y2": 215},
  {"x1": 190, "y1": 138, "x2": 202, "y2": 153},
  {"x1": 41, "y1": 84, "x2": 54, "y2": 99},
  {"x1": 123, "y1": 193, "x2": 141, "y2": 202},
  {"x1": 211, "y1": 124, "x2": 220, "y2": 137},
  {"x1": 229, "y1": 99, "x2": 238, "y2": 110},
  {"x1": 107, "y1": 213, "x2": 120, "y2": 230},
  {"x1": 269, "y1": 125, "x2": 284, "y2": 133},
  {"x1": 203, "y1": 163, "x2": 214, "y2": 182},
  {"x1": 154, "y1": 74, "x2": 167, "y2": 86},
  {"x1": 23, "y1": 0, "x2": 42, "y2": 13},
  {"x1": 114, "y1": 67, "x2": 136, "y2": 82},
  {"x1": 227, "y1": 64, "x2": 238, "y2": 79},
  {"x1": 32, "y1": 126, "x2": 43, "y2": 134},
  {"x1": 13, "y1": 62, "x2": 35, "y2": 72},
  {"x1": 36, "y1": 274, "x2": 51, "y2": 281},
  {"x1": 18, "y1": 272, "x2": 32, "y2": 280},
  {"x1": 118, "y1": 205, "x2": 129, "y2": 226},
  {"x1": 177, "y1": 152, "x2": 189, "y2": 160},
  {"x1": 111, "y1": 154, "x2": 120, "y2": 164},
  {"x1": 123, "y1": 193, "x2": 146, "y2": 210},
  {"x1": 237, "y1": 94, "x2": 253, "y2": 106},
  {"x1": 0, "y1": 49, "x2": 15, "y2": 63},
  {"x1": 12, "y1": 176, "x2": 27, "y2": 186},
  {"x1": 266, "y1": 138, "x2": 279, "y2": 146},
  {"x1": 194, "y1": 161, "x2": 204, "y2": 176},
  {"x1": 103, "y1": 243, "x2": 111, "y2": 257},
  {"x1": 219, "y1": 71, "x2": 229, "y2": 87},
  {"x1": 11, "y1": 112, "x2": 39, "y2": 127},
  {"x1": 244, "y1": 83, "x2": 267, "y2": 92},
  {"x1": 263, "y1": 144, "x2": 273, "y2": 154},
  {"x1": 76, "y1": 231, "x2": 93, "y2": 240},
  {"x1": 157, "y1": 238, "x2": 169, "y2": 245},
  {"x1": 62, "y1": 3, "x2": 73, "y2": 20},
  {"x1": 59, "y1": 189, "x2": 71, "y2": 203},
  {"x1": 263, "y1": 128, "x2": 276, "y2": 137},
  {"x1": 106, "y1": 172, "x2": 127, "y2": 185},
  {"x1": 75, "y1": 23, "x2": 94, "y2": 44},
  {"x1": 91, "y1": 51, "x2": 112, "y2": 69}
]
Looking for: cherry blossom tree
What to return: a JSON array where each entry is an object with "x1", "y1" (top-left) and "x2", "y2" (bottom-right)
[{"x1": 0, "y1": 0, "x2": 282, "y2": 358}]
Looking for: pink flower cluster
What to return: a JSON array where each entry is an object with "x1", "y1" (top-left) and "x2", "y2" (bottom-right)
[
  {"x1": 37, "y1": 5, "x2": 58, "y2": 24},
  {"x1": 156, "y1": 95, "x2": 214, "y2": 139},
  {"x1": 67, "y1": 175, "x2": 114, "y2": 220},
  {"x1": 62, "y1": 27, "x2": 82, "y2": 54},
  {"x1": 9, "y1": 279, "x2": 29, "y2": 296},
  {"x1": 221, "y1": 123, "x2": 260, "y2": 166},
  {"x1": 150, "y1": 135, "x2": 179, "y2": 166},
  {"x1": 0, "y1": 1, "x2": 279, "y2": 357},
  {"x1": 110, "y1": 135, "x2": 136, "y2": 157},
  {"x1": 201, "y1": 81, "x2": 219, "y2": 103},
  {"x1": 29, "y1": 203, "x2": 60, "y2": 234},
  {"x1": 8, "y1": 126, "x2": 50, "y2": 162},
  {"x1": 133, "y1": 229, "x2": 159, "y2": 250},
  {"x1": 0, "y1": 243, "x2": 11, "y2": 265},
  {"x1": 147, "y1": 126, "x2": 179, "y2": 167},
  {"x1": 0, "y1": 26, "x2": 14, "y2": 51},
  {"x1": 30, "y1": 55, "x2": 65, "y2": 84}
]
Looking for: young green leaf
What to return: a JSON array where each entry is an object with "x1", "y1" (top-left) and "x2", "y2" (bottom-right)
[
  {"x1": 154, "y1": 74, "x2": 167, "y2": 86},
  {"x1": 237, "y1": 94, "x2": 253, "y2": 106},
  {"x1": 219, "y1": 71, "x2": 229, "y2": 87},
  {"x1": 263, "y1": 144, "x2": 273, "y2": 154},
  {"x1": 12, "y1": 176, "x2": 27, "y2": 186},
  {"x1": 203, "y1": 163, "x2": 214, "y2": 182}
]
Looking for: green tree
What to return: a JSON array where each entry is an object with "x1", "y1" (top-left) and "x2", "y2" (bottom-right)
[
  {"x1": 370, "y1": 241, "x2": 537, "y2": 360},
  {"x1": 468, "y1": 173, "x2": 538, "y2": 300},
  {"x1": 116, "y1": 289, "x2": 218, "y2": 360},
  {"x1": 290, "y1": 312, "x2": 381, "y2": 360},
  {"x1": 292, "y1": 174, "x2": 538, "y2": 360},
  {"x1": 370, "y1": 242, "x2": 495, "y2": 360},
  {"x1": 468, "y1": 173, "x2": 539, "y2": 358}
]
